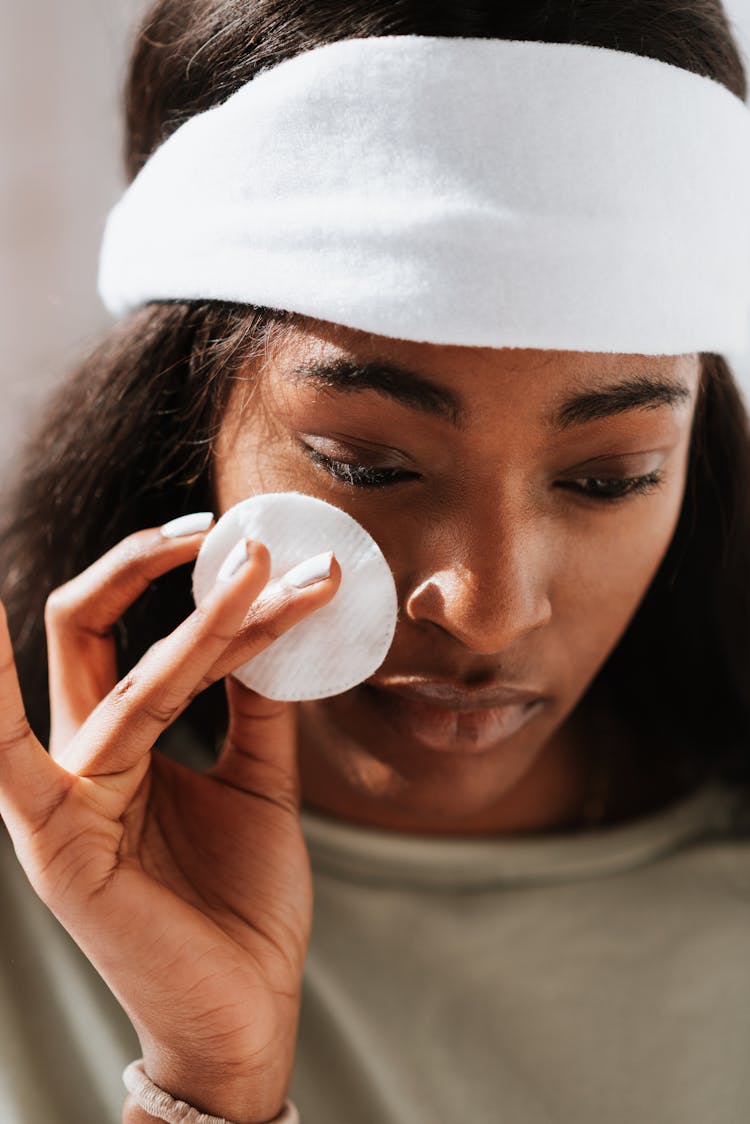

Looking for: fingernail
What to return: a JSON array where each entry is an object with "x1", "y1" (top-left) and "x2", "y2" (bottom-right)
[
  {"x1": 217, "y1": 538, "x2": 250, "y2": 583},
  {"x1": 279, "y1": 550, "x2": 334, "y2": 590},
  {"x1": 161, "y1": 512, "x2": 214, "y2": 538}
]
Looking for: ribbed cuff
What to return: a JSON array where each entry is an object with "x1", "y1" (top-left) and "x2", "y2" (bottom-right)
[{"x1": 123, "y1": 1059, "x2": 300, "y2": 1123}]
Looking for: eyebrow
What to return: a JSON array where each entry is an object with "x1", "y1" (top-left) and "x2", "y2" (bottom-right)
[
  {"x1": 550, "y1": 372, "x2": 693, "y2": 431},
  {"x1": 289, "y1": 358, "x2": 464, "y2": 425},
  {"x1": 288, "y1": 358, "x2": 692, "y2": 430}
]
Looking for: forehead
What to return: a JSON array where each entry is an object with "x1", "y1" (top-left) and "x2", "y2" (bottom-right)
[
  {"x1": 258, "y1": 315, "x2": 700, "y2": 415},
  {"x1": 267, "y1": 315, "x2": 695, "y2": 375}
]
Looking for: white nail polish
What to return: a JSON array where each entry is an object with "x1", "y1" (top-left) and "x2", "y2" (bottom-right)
[
  {"x1": 161, "y1": 512, "x2": 214, "y2": 538},
  {"x1": 217, "y1": 538, "x2": 249, "y2": 582},
  {"x1": 279, "y1": 551, "x2": 334, "y2": 590}
]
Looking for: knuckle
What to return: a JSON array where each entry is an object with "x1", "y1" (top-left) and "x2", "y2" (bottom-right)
[
  {"x1": 190, "y1": 602, "x2": 213, "y2": 631},
  {"x1": 108, "y1": 550, "x2": 158, "y2": 593},
  {"x1": 90, "y1": 533, "x2": 156, "y2": 591},
  {"x1": 187, "y1": 676, "x2": 211, "y2": 701},
  {"x1": 191, "y1": 603, "x2": 240, "y2": 647},
  {"x1": 237, "y1": 604, "x2": 287, "y2": 648},
  {"x1": 130, "y1": 552, "x2": 162, "y2": 588},
  {"x1": 111, "y1": 670, "x2": 139, "y2": 706},
  {"x1": 207, "y1": 622, "x2": 244, "y2": 648},
  {"x1": 111, "y1": 634, "x2": 172, "y2": 702},
  {"x1": 116, "y1": 529, "x2": 156, "y2": 562},
  {"x1": 111, "y1": 669, "x2": 181, "y2": 728},
  {"x1": 118, "y1": 529, "x2": 168, "y2": 572},
  {"x1": 43, "y1": 529, "x2": 161, "y2": 632},
  {"x1": 44, "y1": 585, "x2": 112, "y2": 640},
  {"x1": 44, "y1": 587, "x2": 73, "y2": 624},
  {"x1": 146, "y1": 637, "x2": 167, "y2": 661},
  {"x1": 139, "y1": 695, "x2": 182, "y2": 727},
  {"x1": 259, "y1": 597, "x2": 294, "y2": 639},
  {"x1": 250, "y1": 617, "x2": 285, "y2": 647}
]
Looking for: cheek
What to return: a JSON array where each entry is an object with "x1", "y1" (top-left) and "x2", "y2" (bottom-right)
[
  {"x1": 553, "y1": 476, "x2": 687, "y2": 660},
  {"x1": 212, "y1": 429, "x2": 305, "y2": 514}
]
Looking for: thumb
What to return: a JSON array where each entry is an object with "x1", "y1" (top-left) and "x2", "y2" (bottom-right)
[{"x1": 207, "y1": 674, "x2": 301, "y2": 809}]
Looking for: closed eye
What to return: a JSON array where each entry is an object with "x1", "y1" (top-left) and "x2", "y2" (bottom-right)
[
  {"x1": 304, "y1": 447, "x2": 666, "y2": 504},
  {"x1": 558, "y1": 470, "x2": 666, "y2": 502},
  {"x1": 304, "y1": 448, "x2": 418, "y2": 488}
]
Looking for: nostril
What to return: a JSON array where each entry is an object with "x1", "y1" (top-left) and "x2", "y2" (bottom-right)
[
  {"x1": 403, "y1": 577, "x2": 445, "y2": 623},
  {"x1": 403, "y1": 569, "x2": 551, "y2": 653}
]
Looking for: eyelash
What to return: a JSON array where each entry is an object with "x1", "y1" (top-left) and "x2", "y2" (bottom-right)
[{"x1": 305, "y1": 448, "x2": 666, "y2": 503}]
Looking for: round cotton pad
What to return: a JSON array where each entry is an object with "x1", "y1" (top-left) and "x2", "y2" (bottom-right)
[{"x1": 192, "y1": 491, "x2": 398, "y2": 701}]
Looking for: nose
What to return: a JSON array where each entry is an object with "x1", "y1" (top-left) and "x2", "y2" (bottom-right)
[{"x1": 403, "y1": 510, "x2": 552, "y2": 655}]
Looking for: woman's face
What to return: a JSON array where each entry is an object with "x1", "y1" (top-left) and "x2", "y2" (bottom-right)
[{"x1": 212, "y1": 318, "x2": 700, "y2": 833}]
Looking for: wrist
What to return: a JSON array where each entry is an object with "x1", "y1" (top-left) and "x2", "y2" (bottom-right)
[
  {"x1": 125, "y1": 1057, "x2": 295, "y2": 1124},
  {"x1": 123, "y1": 1094, "x2": 295, "y2": 1124},
  {"x1": 132, "y1": 997, "x2": 301, "y2": 1122}
]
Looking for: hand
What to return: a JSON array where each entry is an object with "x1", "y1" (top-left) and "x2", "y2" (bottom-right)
[{"x1": 0, "y1": 522, "x2": 341, "y2": 1122}]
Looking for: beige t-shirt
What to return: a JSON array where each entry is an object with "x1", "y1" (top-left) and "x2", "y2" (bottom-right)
[{"x1": 1, "y1": 753, "x2": 749, "y2": 1123}]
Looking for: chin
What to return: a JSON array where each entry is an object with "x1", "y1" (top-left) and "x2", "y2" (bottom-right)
[{"x1": 297, "y1": 690, "x2": 553, "y2": 821}]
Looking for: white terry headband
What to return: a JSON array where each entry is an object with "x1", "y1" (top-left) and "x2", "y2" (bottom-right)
[{"x1": 98, "y1": 34, "x2": 750, "y2": 355}]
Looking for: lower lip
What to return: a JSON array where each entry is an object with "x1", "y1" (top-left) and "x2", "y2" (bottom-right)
[{"x1": 362, "y1": 686, "x2": 545, "y2": 754}]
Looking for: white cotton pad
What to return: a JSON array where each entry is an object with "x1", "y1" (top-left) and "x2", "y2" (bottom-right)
[{"x1": 192, "y1": 491, "x2": 398, "y2": 701}]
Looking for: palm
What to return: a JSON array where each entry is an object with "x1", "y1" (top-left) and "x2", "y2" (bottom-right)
[
  {"x1": 0, "y1": 526, "x2": 341, "y2": 1113},
  {"x1": 12, "y1": 732, "x2": 312, "y2": 1074},
  {"x1": 134, "y1": 752, "x2": 314, "y2": 971}
]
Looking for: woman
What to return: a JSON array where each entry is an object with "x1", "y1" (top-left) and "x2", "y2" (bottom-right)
[{"x1": 1, "y1": 1, "x2": 750, "y2": 1122}]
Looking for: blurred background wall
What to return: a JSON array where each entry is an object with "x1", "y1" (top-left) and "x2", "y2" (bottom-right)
[
  {"x1": 2, "y1": 0, "x2": 750, "y2": 478},
  {"x1": 1, "y1": 0, "x2": 143, "y2": 474}
]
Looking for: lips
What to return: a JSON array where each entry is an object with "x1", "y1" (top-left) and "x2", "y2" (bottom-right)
[
  {"x1": 373, "y1": 679, "x2": 544, "y2": 711},
  {"x1": 361, "y1": 680, "x2": 546, "y2": 754}
]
